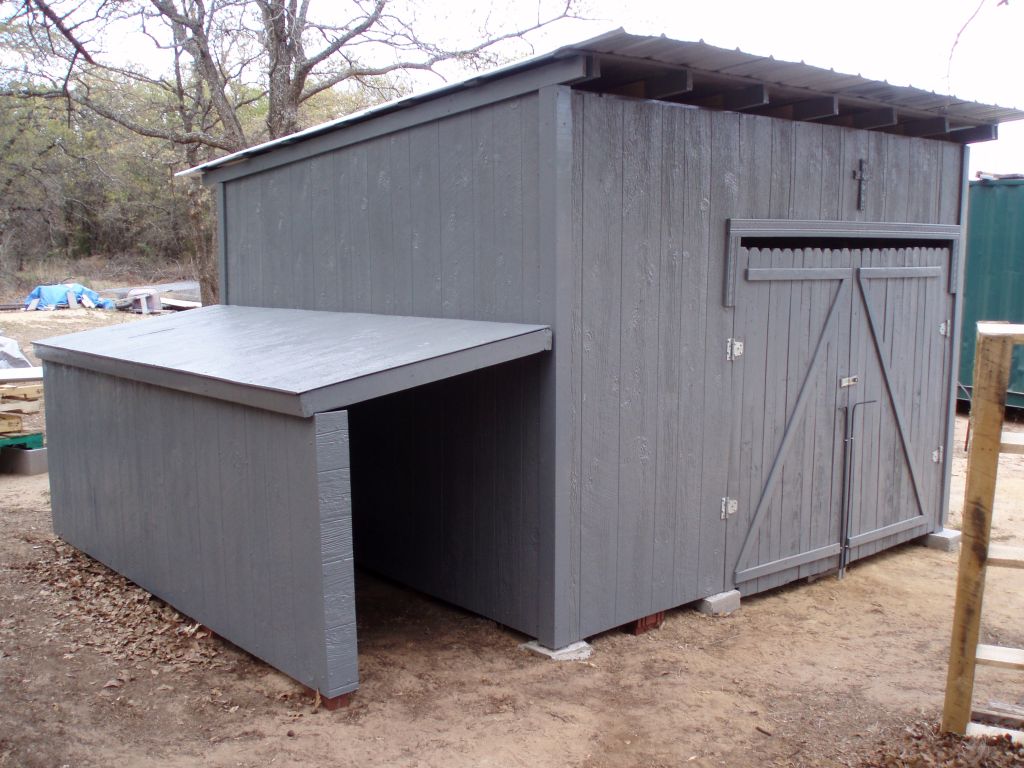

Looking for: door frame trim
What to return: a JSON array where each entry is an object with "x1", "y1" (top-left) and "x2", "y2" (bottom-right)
[{"x1": 723, "y1": 219, "x2": 962, "y2": 307}]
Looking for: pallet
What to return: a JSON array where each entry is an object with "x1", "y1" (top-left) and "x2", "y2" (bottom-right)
[
  {"x1": 0, "y1": 400, "x2": 40, "y2": 415},
  {"x1": 0, "y1": 432, "x2": 43, "y2": 450},
  {"x1": 0, "y1": 383, "x2": 43, "y2": 400},
  {"x1": 0, "y1": 413, "x2": 22, "y2": 433}
]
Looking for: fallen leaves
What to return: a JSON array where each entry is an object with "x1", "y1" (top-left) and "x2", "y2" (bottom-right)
[
  {"x1": 858, "y1": 722, "x2": 1024, "y2": 768},
  {"x1": 12, "y1": 538, "x2": 226, "y2": 671}
]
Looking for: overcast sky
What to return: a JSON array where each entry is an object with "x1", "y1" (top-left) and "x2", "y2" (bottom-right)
[
  {"x1": 582, "y1": 0, "x2": 1021, "y2": 175},
  {"x1": 440, "y1": 0, "x2": 1024, "y2": 176},
  {"x1": 112, "y1": 0, "x2": 1023, "y2": 175}
]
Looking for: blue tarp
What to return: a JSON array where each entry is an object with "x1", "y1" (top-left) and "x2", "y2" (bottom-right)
[{"x1": 24, "y1": 284, "x2": 115, "y2": 310}]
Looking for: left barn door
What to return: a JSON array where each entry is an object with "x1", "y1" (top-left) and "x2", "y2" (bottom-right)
[{"x1": 726, "y1": 246, "x2": 855, "y2": 590}]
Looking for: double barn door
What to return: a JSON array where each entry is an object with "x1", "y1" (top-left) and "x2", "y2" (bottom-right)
[{"x1": 728, "y1": 245, "x2": 953, "y2": 589}]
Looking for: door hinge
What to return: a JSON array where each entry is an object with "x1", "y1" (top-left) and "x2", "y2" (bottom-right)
[
  {"x1": 721, "y1": 497, "x2": 738, "y2": 520},
  {"x1": 727, "y1": 338, "x2": 744, "y2": 361},
  {"x1": 939, "y1": 320, "x2": 951, "y2": 337},
  {"x1": 932, "y1": 445, "x2": 944, "y2": 463}
]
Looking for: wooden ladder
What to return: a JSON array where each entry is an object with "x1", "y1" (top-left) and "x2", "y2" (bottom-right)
[{"x1": 941, "y1": 322, "x2": 1024, "y2": 741}]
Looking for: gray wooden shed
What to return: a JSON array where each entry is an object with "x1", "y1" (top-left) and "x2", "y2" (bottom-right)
[{"x1": 38, "y1": 30, "x2": 1024, "y2": 699}]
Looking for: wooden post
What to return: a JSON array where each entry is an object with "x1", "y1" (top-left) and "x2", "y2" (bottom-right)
[{"x1": 941, "y1": 328, "x2": 1014, "y2": 734}]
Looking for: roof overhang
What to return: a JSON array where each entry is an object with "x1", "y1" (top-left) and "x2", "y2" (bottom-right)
[
  {"x1": 34, "y1": 305, "x2": 552, "y2": 418},
  {"x1": 180, "y1": 29, "x2": 1024, "y2": 180}
]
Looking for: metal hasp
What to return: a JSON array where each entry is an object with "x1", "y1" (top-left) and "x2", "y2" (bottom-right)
[
  {"x1": 840, "y1": 375, "x2": 860, "y2": 388},
  {"x1": 939, "y1": 320, "x2": 951, "y2": 337}
]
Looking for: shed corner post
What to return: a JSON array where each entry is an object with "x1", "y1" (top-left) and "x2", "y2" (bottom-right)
[
  {"x1": 940, "y1": 144, "x2": 971, "y2": 527},
  {"x1": 536, "y1": 82, "x2": 581, "y2": 649},
  {"x1": 215, "y1": 180, "x2": 228, "y2": 306}
]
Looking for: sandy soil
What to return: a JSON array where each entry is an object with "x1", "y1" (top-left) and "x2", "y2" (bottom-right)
[{"x1": 0, "y1": 310, "x2": 1022, "y2": 767}]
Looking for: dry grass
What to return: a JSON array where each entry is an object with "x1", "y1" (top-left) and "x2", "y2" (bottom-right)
[{"x1": 0, "y1": 254, "x2": 194, "y2": 304}]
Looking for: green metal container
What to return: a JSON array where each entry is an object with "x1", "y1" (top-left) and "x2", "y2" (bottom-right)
[{"x1": 960, "y1": 178, "x2": 1024, "y2": 408}]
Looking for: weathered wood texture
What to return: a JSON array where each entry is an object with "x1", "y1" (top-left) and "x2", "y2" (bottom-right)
[
  {"x1": 219, "y1": 87, "x2": 963, "y2": 646},
  {"x1": 567, "y1": 91, "x2": 962, "y2": 637},
  {"x1": 222, "y1": 93, "x2": 557, "y2": 644},
  {"x1": 942, "y1": 330, "x2": 1015, "y2": 735},
  {"x1": 44, "y1": 363, "x2": 359, "y2": 698}
]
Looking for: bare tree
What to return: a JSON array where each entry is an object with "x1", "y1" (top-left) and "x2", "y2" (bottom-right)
[{"x1": 3, "y1": 0, "x2": 579, "y2": 301}]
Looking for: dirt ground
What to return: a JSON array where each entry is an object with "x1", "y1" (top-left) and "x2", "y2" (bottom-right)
[{"x1": 1, "y1": 309, "x2": 1022, "y2": 767}]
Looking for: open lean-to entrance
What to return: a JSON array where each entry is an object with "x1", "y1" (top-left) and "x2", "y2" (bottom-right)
[{"x1": 726, "y1": 244, "x2": 954, "y2": 592}]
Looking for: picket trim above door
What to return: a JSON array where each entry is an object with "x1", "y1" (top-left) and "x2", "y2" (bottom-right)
[{"x1": 723, "y1": 219, "x2": 962, "y2": 306}]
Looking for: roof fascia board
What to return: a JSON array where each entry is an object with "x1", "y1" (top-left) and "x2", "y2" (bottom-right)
[
  {"x1": 36, "y1": 326, "x2": 553, "y2": 419},
  {"x1": 298, "y1": 327, "x2": 552, "y2": 417},
  {"x1": 203, "y1": 55, "x2": 596, "y2": 185}
]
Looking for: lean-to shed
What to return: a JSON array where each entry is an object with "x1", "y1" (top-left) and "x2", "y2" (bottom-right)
[{"x1": 38, "y1": 30, "x2": 1024, "y2": 700}]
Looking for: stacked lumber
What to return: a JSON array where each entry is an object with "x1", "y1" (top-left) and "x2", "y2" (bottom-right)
[{"x1": 0, "y1": 382, "x2": 43, "y2": 435}]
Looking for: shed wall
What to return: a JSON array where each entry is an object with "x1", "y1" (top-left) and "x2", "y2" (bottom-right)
[
  {"x1": 220, "y1": 93, "x2": 554, "y2": 642},
  {"x1": 217, "y1": 86, "x2": 965, "y2": 647},
  {"x1": 44, "y1": 363, "x2": 358, "y2": 696},
  {"x1": 565, "y1": 91, "x2": 965, "y2": 637}
]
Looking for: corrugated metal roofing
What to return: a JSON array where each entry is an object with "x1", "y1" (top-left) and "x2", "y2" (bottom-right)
[
  {"x1": 34, "y1": 305, "x2": 552, "y2": 417},
  {"x1": 180, "y1": 28, "x2": 1024, "y2": 178}
]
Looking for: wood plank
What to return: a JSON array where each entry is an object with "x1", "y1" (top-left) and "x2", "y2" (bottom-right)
[
  {"x1": 0, "y1": 367, "x2": 43, "y2": 383},
  {"x1": 439, "y1": 110, "x2": 475, "y2": 319},
  {"x1": 0, "y1": 400, "x2": 40, "y2": 414},
  {"x1": 366, "y1": 136, "x2": 396, "y2": 314},
  {"x1": 409, "y1": 122, "x2": 443, "y2": 318},
  {"x1": 0, "y1": 413, "x2": 22, "y2": 432},
  {"x1": 0, "y1": 383, "x2": 43, "y2": 399},
  {"x1": 942, "y1": 331, "x2": 1015, "y2": 735},
  {"x1": 696, "y1": 109, "x2": 738, "y2": 597},
  {"x1": 987, "y1": 544, "x2": 1024, "y2": 569},
  {"x1": 492, "y1": 97, "x2": 525, "y2": 322},
  {"x1": 652, "y1": 103, "x2": 685, "y2": 609},
  {"x1": 672, "y1": 106, "x2": 711, "y2": 604},
  {"x1": 471, "y1": 104, "x2": 497, "y2": 320},
  {"x1": 309, "y1": 144, "x2": 338, "y2": 312},
  {"x1": 973, "y1": 702, "x2": 1024, "y2": 730},
  {"x1": 615, "y1": 98, "x2": 661, "y2": 621},
  {"x1": 976, "y1": 644, "x2": 1024, "y2": 671},
  {"x1": 579, "y1": 93, "x2": 623, "y2": 635},
  {"x1": 966, "y1": 722, "x2": 1024, "y2": 744},
  {"x1": 389, "y1": 131, "x2": 414, "y2": 316}
]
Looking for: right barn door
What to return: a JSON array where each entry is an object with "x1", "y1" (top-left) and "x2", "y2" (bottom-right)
[
  {"x1": 728, "y1": 245, "x2": 953, "y2": 594},
  {"x1": 845, "y1": 247, "x2": 952, "y2": 561}
]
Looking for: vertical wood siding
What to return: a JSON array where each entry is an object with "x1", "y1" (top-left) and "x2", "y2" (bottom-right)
[
  {"x1": 221, "y1": 86, "x2": 963, "y2": 644},
  {"x1": 45, "y1": 364, "x2": 358, "y2": 697},
  {"x1": 569, "y1": 91, "x2": 963, "y2": 637},
  {"x1": 222, "y1": 94, "x2": 548, "y2": 642}
]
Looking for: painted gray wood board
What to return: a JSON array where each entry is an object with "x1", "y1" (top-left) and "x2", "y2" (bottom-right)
[
  {"x1": 207, "y1": 87, "x2": 962, "y2": 646},
  {"x1": 218, "y1": 92, "x2": 564, "y2": 647},
  {"x1": 33, "y1": 305, "x2": 551, "y2": 418},
  {"x1": 566, "y1": 91, "x2": 963, "y2": 636},
  {"x1": 44, "y1": 363, "x2": 358, "y2": 697}
]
